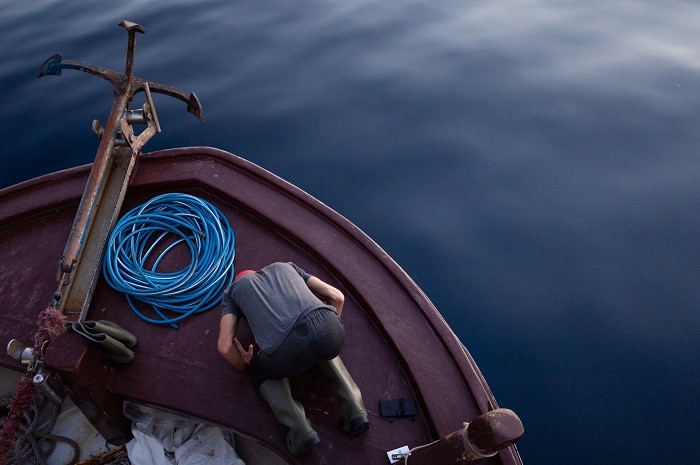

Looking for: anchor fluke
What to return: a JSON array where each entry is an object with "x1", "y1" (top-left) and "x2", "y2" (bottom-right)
[
  {"x1": 188, "y1": 93, "x2": 204, "y2": 123},
  {"x1": 36, "y1": 53, "x2": 64, "y2": 77},
  {"x1": 143, "y1": 82, "x2": 205, "y2": 124}
]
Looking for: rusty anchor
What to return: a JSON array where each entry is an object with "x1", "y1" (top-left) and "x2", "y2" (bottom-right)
[{"x1": 37, "y1": 20, "x2": 203, "y2": 321}]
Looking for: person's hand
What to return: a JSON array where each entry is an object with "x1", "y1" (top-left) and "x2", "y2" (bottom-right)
[{"x1": 234, "y1": 338, "x2": 254, "y2": 368}]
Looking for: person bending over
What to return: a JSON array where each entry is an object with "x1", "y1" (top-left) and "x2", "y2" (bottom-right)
[{"x1": 218, "y1": 262, "x2": 369, "y2": 456}]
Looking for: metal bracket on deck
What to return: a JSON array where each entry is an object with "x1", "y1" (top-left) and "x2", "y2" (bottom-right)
[
  {"x1": 7, "y1": 339, "x2": 66, "y2": 406},
  {"x1": 118, "y1": 83, "x2": 161, "y2": 152},
  {"x1": 38, "y1": 20, "x2": 203, "y2": 320}
]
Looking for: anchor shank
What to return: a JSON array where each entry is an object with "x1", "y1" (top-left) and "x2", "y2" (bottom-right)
[{"x1": 54, "y1": 86, "x2": 138, "y2": 320}]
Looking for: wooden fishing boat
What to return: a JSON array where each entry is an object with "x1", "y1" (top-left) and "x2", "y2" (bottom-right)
[{"x1": 0, "y1": 21, "x2": 523, "y2": 465}]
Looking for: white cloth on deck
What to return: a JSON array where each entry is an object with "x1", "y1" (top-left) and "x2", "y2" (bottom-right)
[{"x1": 124, "y1": 403, "x2": 245, "y2": 465}]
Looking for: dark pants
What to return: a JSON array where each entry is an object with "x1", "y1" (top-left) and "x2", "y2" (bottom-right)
[{"x1": 249, "y1": 308, "x2": 344, "y2": 388}]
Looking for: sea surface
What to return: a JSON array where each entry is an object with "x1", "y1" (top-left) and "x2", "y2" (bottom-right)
[{"x1": 2, "y1": 1, "x2": 699, "y2": 464}]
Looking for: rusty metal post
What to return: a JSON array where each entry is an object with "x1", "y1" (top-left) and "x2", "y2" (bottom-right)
[{"x1": 402, "y1": 409, "x2": 523, "y2": 464}]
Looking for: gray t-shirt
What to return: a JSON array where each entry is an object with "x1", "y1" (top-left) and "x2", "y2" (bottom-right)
[{"x1": 221, "y1": 262, "x2": 336, "y2": 354}]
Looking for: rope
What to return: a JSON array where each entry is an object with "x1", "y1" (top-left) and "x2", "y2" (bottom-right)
[
  {"x1": 5, "y1": 395, "x2": 78, "y2": 465},
  {"x1": 103, "y1": 193, "x2": 236, "y2": 327},
  {"x1": 0, "y1": 307, "x2": 69, "y2": 465},
  {"x1": 403, "y1": 437, "x2": 440, "y2": 464}
]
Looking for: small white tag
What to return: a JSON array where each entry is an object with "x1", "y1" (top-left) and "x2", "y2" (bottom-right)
[{"x1": 387, "y1": 445, "x2": 409, "y2": 463}]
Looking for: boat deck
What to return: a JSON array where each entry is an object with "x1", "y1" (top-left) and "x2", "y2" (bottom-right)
[{"x1": 0, "y1": 148, "x2": 516, "y2": 465}]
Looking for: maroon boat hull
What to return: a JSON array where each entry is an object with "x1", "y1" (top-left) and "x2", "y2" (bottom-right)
[{"x1": 0, "y1": 147, "x2": 521, "y2": 465}]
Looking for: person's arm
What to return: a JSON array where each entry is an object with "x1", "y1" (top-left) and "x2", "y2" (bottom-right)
[
  {"x1": 306, "y1": 276, "x2": 345, "y2": 317},
  {"x1": 218, "y1": 313, "x2": 254, "y2": 371}
]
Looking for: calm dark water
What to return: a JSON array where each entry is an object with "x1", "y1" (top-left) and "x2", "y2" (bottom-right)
[{"x1": 2, "y1": 1, "x2": 699, "y2": 464}]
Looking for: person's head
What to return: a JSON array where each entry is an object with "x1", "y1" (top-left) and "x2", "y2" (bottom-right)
[{"x1": 234, "y1": 269, "x2": 256, "y2": 281}]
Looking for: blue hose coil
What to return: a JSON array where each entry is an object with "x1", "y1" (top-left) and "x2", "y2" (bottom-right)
[{"x1": 103, "y1": 193, "x2": 236, "y2": 327}]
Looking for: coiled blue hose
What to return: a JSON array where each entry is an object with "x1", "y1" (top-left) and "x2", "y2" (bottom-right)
[{"x1": 103, "y1": 193, "x2": 236, "y2": 327}]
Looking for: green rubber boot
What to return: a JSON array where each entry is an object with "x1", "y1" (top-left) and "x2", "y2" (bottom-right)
[
  {"x1": 82, "y1": 320, "x2": 137, "y2": 348},
  {"x1": 317, "y1": 357, "x2": 369, "y2": 435},
  {"x1": 259, "y1": 378, "x2": 320, "y2": 456},
  {"x1": 70, "y1": 322, "x2": 134, "y2": 364}
]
